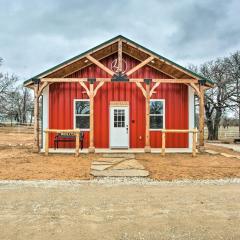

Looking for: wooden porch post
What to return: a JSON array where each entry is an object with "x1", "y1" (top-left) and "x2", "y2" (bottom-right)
[
  {"x1": 144, "y1": 79, "x2": 151, "y2": 152},
  {"x1": 89, "y1": 81, "x2": 95, "y2": 153},
  {"x1": 33, "y1": 79, "x2": 40, "y2": 152},
  {"x1": 199, "y1": 85, "x2": 205, "y2": 149}
]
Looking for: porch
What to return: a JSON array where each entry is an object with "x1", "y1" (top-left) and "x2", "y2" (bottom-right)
[
  {"x1": 41, "y1": 148, "x2": 194, "y2": 154},
  {"x1": 25, "y1": 36, "x2": 213, "y2": 154}
]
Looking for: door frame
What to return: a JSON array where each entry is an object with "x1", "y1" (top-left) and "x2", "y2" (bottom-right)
[{"x1": 109, "y1": 101, "x2": 130, "y2": 149}]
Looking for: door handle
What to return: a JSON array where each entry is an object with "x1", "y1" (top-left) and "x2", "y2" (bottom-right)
[{"x1": 126, "y1": 125, "x2": 128, "y2": 133}]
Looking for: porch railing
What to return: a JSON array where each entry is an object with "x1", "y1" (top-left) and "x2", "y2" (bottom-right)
[
  {"x1": 44, "y1": 129, "x2": 81, "y2": 157},
  {"x1": 161, "y1": 128, "x2": 198, "y2": 157}
]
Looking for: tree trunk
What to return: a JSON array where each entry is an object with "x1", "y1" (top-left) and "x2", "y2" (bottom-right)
[
  {"x1": 204, "y1": 100, "x2": 214, "y2": 140},
  {"x1": 206, "y1": 119, "x2": 214, "y2": 140},
  {"x1": 213, "y1": 108, "x2": 222, "y2": 140}
]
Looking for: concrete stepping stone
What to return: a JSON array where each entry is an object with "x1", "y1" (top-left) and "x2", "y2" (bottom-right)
[
  {"x1": 111, "y1": 159, "x2": 145, "y2": 170},
  {"x1": 92, "y1": 161, "x2": 114, "y2": 165},
  {"x1": 205, "y1": 150, "x2": 219, "y2": 155},
  {"x1": 102, "y1": 153, "x2": 135, "y2": 159},
  {"x1": 220, "y1": 153, "x2": 235, "y2": 158},
  {"x1": 91, "y1": 165, "x2": 112, "y2": 171},
  {"x1": 90, "y1": 169, "x2": 149, "y2": 177},
  {"x1": 95, "y1": 157, "x2": 125, "y2": 163}
]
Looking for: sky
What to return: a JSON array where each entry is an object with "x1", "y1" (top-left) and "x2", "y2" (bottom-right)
[{"x1": 0, "y1": 0, "x2": 240, "y2": 83}]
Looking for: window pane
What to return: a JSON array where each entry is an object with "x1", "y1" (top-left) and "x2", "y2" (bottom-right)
[
  {"x1": 150, "y1": 116, "x2": 163, "y2": 129},
  {"x1": 150, "y1": 101, "x2": 163, "y2": 114},
  {"x1": 76, "y1": 116, "x2": 90, "y2": 129},
  {"x1": 75, "y1": 101, "x2": 90, "y2": 114}
]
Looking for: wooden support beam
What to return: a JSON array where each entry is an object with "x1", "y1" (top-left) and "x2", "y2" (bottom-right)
[
  {"x1": 152, "y1": 79, "x2": 198, "y2": 83},
  {"x1": 118, "y1": 40, "x2": 122, "y2": 72},
  {"x1": 123, "y1": 40, "x2": 200, "y2": 80},
  {"x1": 161, "y1": 129, "x2": 198, "y2": 157},
  {"x1": 192, "y1": 129, "x2": 197, "y2": 157},
  {"x1": 45, "y1": 129, "x2": 80, "y2": 133},
  {"x1": 42, "y1": 78, "x2": 89, "y2": 82},
  {"x1": 86, "y1": 55, "x2": 115, "y2": 76},
  {"x1": 150, "y1": 82, "x2": 161, "y2": 97},
  {"x1": 145, "y1": 83, "x2": 151, "y2": 152},
  {"x1": 45, "y1": 131, "x2": 49, "y2": 156},
  {"x1": 162, "y1": 131, "x2": 166, "y2": 156},
  {"x1": 78, "y1": 79, "x2": 106, "y2": 153},
  {"x1": 135, "y1": 82, "x2": 146, "y2": 98},
  {"x1": 89, "y1": 83, "x2": 95, "y2": 153},
  {"x1": 126, "y1": 56, "x2": 154, "y2": 76},
  {"x1": 189, "y1": 83, "x2": 200, "y2": 96},
  {"x1": 75, "y1": 131, "x2": 80, "y2": 157},
  {"x1": 199, "y1": 85, "x2": 205, "y2": 149},
  {"x1": 79, "y1": 81, "x2": 90, "y2": 96},
  {"x1": 37, "y1": 82, "x2": 49, "y2": 97},
  {"x1": 94, "y1": 81, "x2": 105, "y2": 97},
  {"x1": 33, "y1": 82, "x2": 40, "y2": 152},
  {"x1": 41, "y1": 77, "x2": 197, "y2": 84}
]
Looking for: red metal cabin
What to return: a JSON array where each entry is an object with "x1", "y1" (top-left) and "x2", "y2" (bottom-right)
[{"x1": 24, "y1": 36, "x2": 213, "y2": 153}]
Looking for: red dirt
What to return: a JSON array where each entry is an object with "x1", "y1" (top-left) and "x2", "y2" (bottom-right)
[{"x1": 0, "y1": 126, "x2": 239, "y2": 180}]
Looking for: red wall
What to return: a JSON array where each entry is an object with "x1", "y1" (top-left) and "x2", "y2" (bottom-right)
[{"x1": 49, "y1": 53, "x2": 188, "y2": 148}]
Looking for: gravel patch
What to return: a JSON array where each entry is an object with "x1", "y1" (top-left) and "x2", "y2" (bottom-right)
[{"x1": 0, "y1": 177, "x2": 240, "y2": 188}]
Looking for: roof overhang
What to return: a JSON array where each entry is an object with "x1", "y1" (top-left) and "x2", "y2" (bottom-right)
[{"x1": 24, "y1": 35, "x2": 214, "y2": 88}]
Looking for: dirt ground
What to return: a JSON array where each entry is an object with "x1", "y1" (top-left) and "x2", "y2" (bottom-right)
[
  {"x1": 0, "y1": 126, "x2": 240, "y2": 180},
  {"x1": 0, "y1": 181, "x2": 240, "y2": 240}
]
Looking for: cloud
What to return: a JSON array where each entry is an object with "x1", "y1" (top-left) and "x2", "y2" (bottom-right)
[{"x1": 0, "y1": 0, "x2": 239, "y2": 82}]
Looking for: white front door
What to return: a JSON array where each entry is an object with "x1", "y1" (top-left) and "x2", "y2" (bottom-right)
[{"x1": 110, "y1": 106, "x2": 129, "y2": 148}]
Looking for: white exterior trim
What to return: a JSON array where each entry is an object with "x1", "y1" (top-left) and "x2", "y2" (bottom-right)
[
  {"x1": 109, "y1": 105, "x2": 129, "y2": 149},
  {"x1": 188, "y1": 86, "x2": 195, "y2": 148},
  {"x1": 42, "y1": 85, "x2": 49, "y2": 151},
  {"x1": 149, "y1": 99, "x2": 165, "y2": 131}
]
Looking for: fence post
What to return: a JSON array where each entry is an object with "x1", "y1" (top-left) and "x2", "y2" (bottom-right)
[
  {"x1": 162, "y1": 131, "x2": 166, "y2": 156},
  {"x1": 192, "y1": 129, "x2": 197, "y2": 157},
  {"x1": 45, "y1": 130, "x2": 49, "y2": 156},
  {"x1": 75, "y1": 131, "x2": 80, "y2": 157}
]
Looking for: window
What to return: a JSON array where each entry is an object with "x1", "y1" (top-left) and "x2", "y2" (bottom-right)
[
  {"x1": 74, "y1": 100, "x2": 90, "y2": 130},
  {"x1": 114, "y1": 109, "x2": 125, "y2": 128},
  {"x1": 150, "y1": 100, "x2": 165, "y2": 130}
]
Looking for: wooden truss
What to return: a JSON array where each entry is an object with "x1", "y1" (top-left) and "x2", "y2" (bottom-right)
[{"x1": 32, "y1": 39, "x2": 208, "y2": 153}]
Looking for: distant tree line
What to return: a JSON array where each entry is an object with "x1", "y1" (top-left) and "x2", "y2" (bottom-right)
[
  {"x1": 190, "y1": 51, "x2": 240, "y2": 140},
  {"x1": 0, "y1": 58, "x2": 33, "y2": 125}
]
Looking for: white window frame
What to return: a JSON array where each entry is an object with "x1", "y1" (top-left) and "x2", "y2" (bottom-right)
[
  {"x1": 73, "y1": 99, "x2": 90, "y2": 131},
  {"x1": 149, "y1": 99, "x2": 165, "y2": 131}
]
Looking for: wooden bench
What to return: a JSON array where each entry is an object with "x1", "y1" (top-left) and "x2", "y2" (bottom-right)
[
  {"x1": 45, "y1": 129, "x2": 82, "y2": 156},
  {"x1": 234, "y1": 138, "x2": 240, "y2": 144},
  {"x1": 54, "y1": 132, "x2": 84, "y2": 150}
]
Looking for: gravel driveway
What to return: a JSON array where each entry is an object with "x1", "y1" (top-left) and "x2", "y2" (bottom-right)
[{"x1": 0, "y1": 179, "x2": 240, "y2": 240}]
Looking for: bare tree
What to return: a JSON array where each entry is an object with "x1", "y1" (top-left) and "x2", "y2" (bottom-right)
[
  {"x1": 12, "y1": 86, "x2": 33, "y2": 124},
  {"x1": 0, "y1": 58, "x2": 33, "y2": 125},
  {"x1": 225, "y1": 51, "x2": 240, "y2": 136},
  {"x1": 189, "y1": 56, "x2": 238, "y2": 140},
  {"x1": 0, "y1": 60, "x2": 18, "y2": 120}
]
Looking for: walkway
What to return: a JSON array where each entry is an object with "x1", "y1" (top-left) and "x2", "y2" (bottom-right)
[{"x1": 90, "y1": 153, "x2": 149, "y2": 177}]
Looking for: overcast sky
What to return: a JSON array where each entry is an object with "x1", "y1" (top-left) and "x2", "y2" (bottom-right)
[{"x1": 0, "y1": 0, "x2": 240, "y2": 82}]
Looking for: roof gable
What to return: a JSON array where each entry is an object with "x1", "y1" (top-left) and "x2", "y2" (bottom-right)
[{"x1": 24, "y1": 35, "x2": 213, "y2": 86}]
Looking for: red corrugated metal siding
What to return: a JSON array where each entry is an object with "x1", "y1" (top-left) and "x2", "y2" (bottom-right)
[{"x1": 49, "y1": 53, "x2": 188, "y2": 148}]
